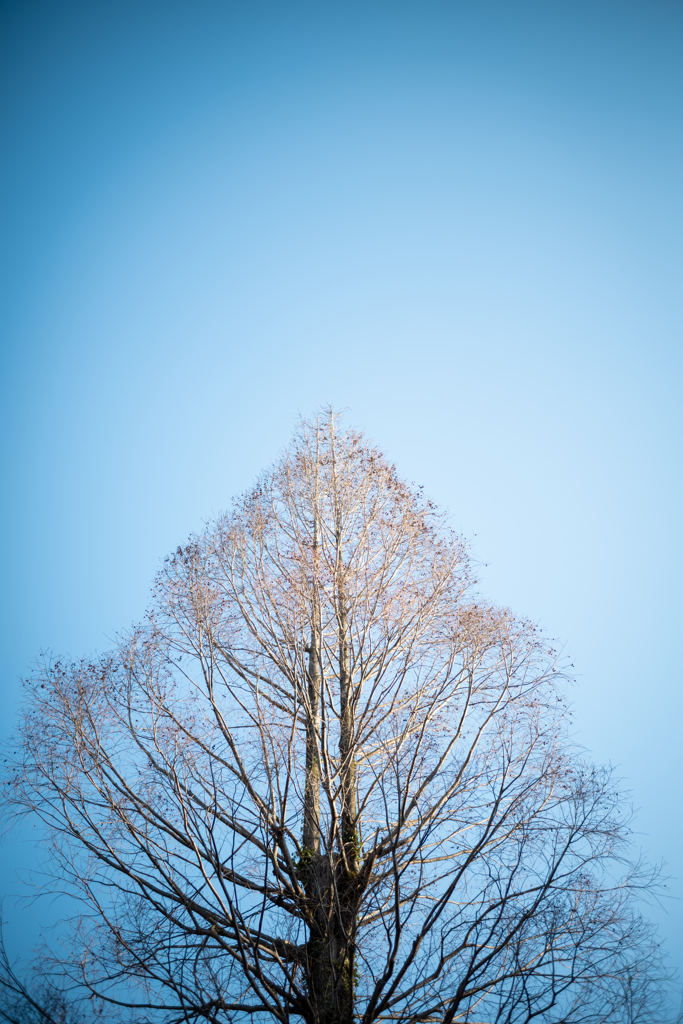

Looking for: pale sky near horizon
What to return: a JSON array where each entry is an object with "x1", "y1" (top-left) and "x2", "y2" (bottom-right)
[{"x1": 1, "y1": 0, "x2": 682, "y2": 1003}]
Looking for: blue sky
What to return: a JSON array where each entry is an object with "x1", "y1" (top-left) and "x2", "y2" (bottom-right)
[{"x1": 1, "y1": 0, "x2": 682, "y2": 993}]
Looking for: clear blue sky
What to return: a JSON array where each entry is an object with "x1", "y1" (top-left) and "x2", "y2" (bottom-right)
[{"x1": 1, "y1": 0, "x2": 682, "y2": 995}]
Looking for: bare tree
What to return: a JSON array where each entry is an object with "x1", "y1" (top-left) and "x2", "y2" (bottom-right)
[{"x1": 2, "y1": 412, "x2": 672, "y2": 1023}]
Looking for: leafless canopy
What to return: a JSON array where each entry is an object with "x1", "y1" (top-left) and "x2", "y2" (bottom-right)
[{"x1": 2, "y1": 412, "x2": 668, "y2": 1023}]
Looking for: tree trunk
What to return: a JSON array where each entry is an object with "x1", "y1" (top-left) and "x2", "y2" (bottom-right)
[
  {"x1": 304, "y1": 853, "x2": 354, "y2": 1024},
  {"x1": 302, "y1": 606, "x2": 321, "y2": 858},
  {"x1": 301, "y1": 428, "x2": 357, "y2": 1024}
]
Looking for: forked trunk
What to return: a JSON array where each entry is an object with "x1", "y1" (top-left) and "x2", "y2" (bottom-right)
[
  {"x1": 302, "y1": 599, "x2": 357, "y2": 1024},
  {"x1": 301, "y1": 424, "x2": 358, "y2": 1024},
  {"x1": 302, "y1": 602, "x2": 321, "y2": 857}
]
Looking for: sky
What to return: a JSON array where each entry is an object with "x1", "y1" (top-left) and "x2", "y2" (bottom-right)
[{"x1": 1, "y1": 0, "x2": 682, "y2": 1002}]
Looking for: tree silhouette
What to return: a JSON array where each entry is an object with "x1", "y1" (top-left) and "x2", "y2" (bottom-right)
[{"x1": 3, "y1": 413, "x2": 670, "y2": 1022}]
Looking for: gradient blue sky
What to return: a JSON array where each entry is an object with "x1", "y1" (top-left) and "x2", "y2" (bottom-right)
[{"x1": 1, "y1": 0, "x2": 682, "y2": 993}]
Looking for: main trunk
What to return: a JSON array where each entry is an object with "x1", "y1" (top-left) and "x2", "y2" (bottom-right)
[
  {"x1": 304, "y1": 854, "x2": 355, "y2": 1024},
  {"x1": 301, "y1": 430, "x2": 358, "y2": 1024},
  {"x1": 302, "y1": 622, "x2": 356, "y2": 1024}
]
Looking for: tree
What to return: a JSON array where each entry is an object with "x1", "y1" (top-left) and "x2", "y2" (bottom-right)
[{"x1": 2, "y1": 412, "x2": 671, "y2": 1023}]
